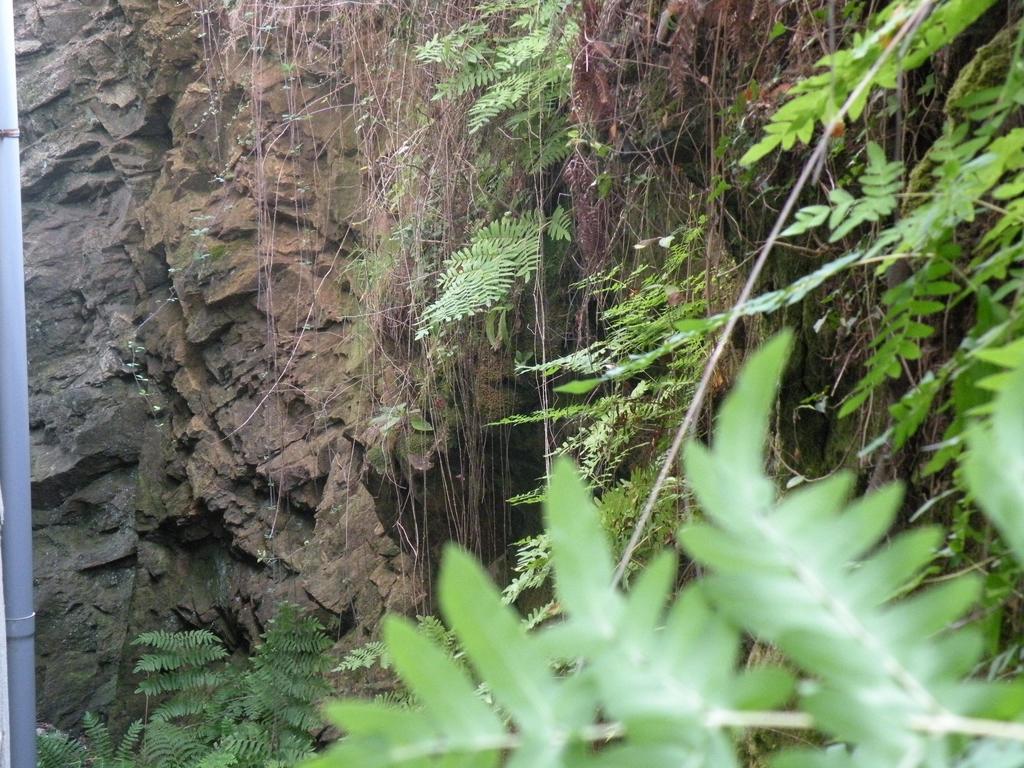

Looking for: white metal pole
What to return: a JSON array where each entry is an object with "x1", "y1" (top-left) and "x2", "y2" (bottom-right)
[
  {"x1": 0, "y1": 1, "x2": 36, "y2": 766},
  {"x1": 0, "y1": 489, "x2": 10, "y2": 768}
]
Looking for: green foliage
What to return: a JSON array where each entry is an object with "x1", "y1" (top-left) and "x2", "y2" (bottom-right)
[
  {"x1": 417, "y1": 204, "x2": 575, "y2": 338},
  {"x1": 334, "y1": 615, "x2": 463, "y2": 708},
  {"x1": 133, "y1": 628, "x2": 228, "y2": 700},
  {"x1": 838, "y1": 253, "x2": 956, "y2": 420},
  {"x1": 501, "y1": 532, "x2": 551, "y2": 605},
  {"x1": 781, "y1": 142, "x2": 901, "y2": 241},
  {"x1": 595, "y1": 463, "x2": 686, "y2": 571},
  {"x1": 417, "y1": 0, "x2": 573, "y2": 140},
  {"x1": 412, "y1": 0, "x2": 574, "y2": 340},
  {"x1": 571, "y1": 248, "x2": 862, "y2": 383},
  {"x1": 37, "y1": 730, "x2": 86, "y2": 768},
  {"x1": 514, "y1": 223, "x2": 707, "y2": 479},
  {"x1": 336, "y1": 641, "x2": 389, "y2": 673},
  {"x1": 963, "y1": 361, "x2": 1024, "y2": 568},
  {"x1": 495, "y1": 224, "x2": 706, "y2": 595},
  {"x1": 82, "y1": 713, "x2": 145, "y2": 768},
  {"x1": 39, "y1": 605, "x2": 333, "y2": 768},
  {"x1": 680, "y1": 334, "x2": 992, "y2": 762},
  {"x1": 837, "y1": 27, "x2": 1024, "y2": 454},
  {"x1": 417, "y1": 213, "x2": 544, "y2": 336},
  {"x1": 740, "y1": 0, "x2": 996, "y2": 164},
  {"x1": 231, "y1": 608, "x2": 334, "y2": 752},
  {"x1": 137, "y1": 604, "x2": 331, "y2": 767},
  {"x1": 306, "y1": 333, "x2": 1024, "y2": 768},
  {"x1": 589, "y1": 5, "x2": 1024, "y2": 489},
  {"x1": 734, "y1": 12, "x2": 1024, "y2": 480}
]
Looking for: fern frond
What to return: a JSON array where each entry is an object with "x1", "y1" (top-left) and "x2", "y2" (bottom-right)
[
  {"x1": 501, "y1": 533, "x2": 551, "y2": 604},
  {"x1": 115, "y1": 719, "x2": 144, "y2": 764},
  {"x1": 312, "y1": 458, "x2": 791, "y2": 768},
  {"x1": 217, "y1": 725, "x2": 269, "y2": 765},
  {"x1": 336, "y1": 641, "x2": 389, "y2": 671},
  {"x1": 434, "y1": 63, "x2": 500, "y2": 99},
  {"x1": 310, "y1": 333, "x2": 1024, "y2": 768},
  {"x1": 37, "y1": 730, "x2": 86, "y2": 768},
  {"x1": 82, "y1": 712, "x2": 115, "y2": 762},
  {"x1": 489, "y1": 403, "x2": 587, "y2": 426},
  {"x1": 133, "y1": 629, "x2": 227, "y2": 673},
  {"x1": 415, "y1": 23, "x2": 489, "y2": 66},
  {"x1": 150, "y1": 691, "x2": 216, "y2": 721},
  {"x1": 417, "y1": 213, "x2": 542, "y2": 335},
  {"x1": 137, "y1": 668, "x2": 226, "y2": 696},
  {"x1": 839, "y1": 256, "x2": 954, "y2": 418},
  {"x1": 530, "y1": 126, "x2": 572, "y2": 171},
  {"x1": 142, "y1": 720, "x2": 208, "y2": 768},
  {"x1": 468, "y1": 71, "x2": 534, "y2": 133},
  {"x1": 964, "y1": 360, "x2": 1024, "y2": 568},
  {"x1": 741, "y1": 0, "x2": 996, "y2": 165},
  {"x1": 193, "y1": 750, "x2": 239, "y2": 768},
  {"x1": 679, "y1": 333, "x2": 1012, "y2": 760},
  {"x1": 546, "y1": 205, "x2": 571, "y2": 242}
]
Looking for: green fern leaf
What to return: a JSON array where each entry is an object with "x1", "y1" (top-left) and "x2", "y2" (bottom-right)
[
  {"x1": 418, "y1": 214, "x2": 542, "y2": 335},
  {"x1": 37, "y1": 730, "x2": 87, "y2": 768},
  {"x1": 964, "y1": 361, "x2": 1024, "y2": 567},
  {"x1": 678, "y1": 332, "x2": 1012, "y2": 760}
]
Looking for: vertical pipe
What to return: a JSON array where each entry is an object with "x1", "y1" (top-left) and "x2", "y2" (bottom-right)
[
  {"x1": 0, "y1": 491, "x2": 11, "y2": 768},
  {"x1": 0, "y1": 1, "x2": 36, "y2": 766}
]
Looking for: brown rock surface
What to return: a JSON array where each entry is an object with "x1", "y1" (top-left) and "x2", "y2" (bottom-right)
[{"x1": 16, "y1": 0, "x2": 418, "y2": 727}]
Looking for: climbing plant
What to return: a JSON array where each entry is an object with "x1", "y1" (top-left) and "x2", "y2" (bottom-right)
[{"x1": 307, "y1": 332, "x2": 1024, "y2": 768}]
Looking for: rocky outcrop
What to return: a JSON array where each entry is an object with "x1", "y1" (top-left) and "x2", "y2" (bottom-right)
[{"x1": 16, "y1": 0, "x2": 418, "y2": 727}]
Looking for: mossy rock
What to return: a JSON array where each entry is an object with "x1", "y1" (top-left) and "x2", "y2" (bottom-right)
[
  {"x1": 397, "y1": 428, "x2": 435, "y2": 460},
  {"x1": 905, "y1": 23, "x2": 1020, "y2": 211},
  {"x1": 365, "y1": 444, "x2": 391, "y2": 476},
  {"x1": 945, "y1": 23, "x2": 1019, "y2": 115}
]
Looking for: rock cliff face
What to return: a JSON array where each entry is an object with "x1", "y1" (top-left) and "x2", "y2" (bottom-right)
[{"x1": 16, "y1": 0, "x2": 417, "y2": 726}]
